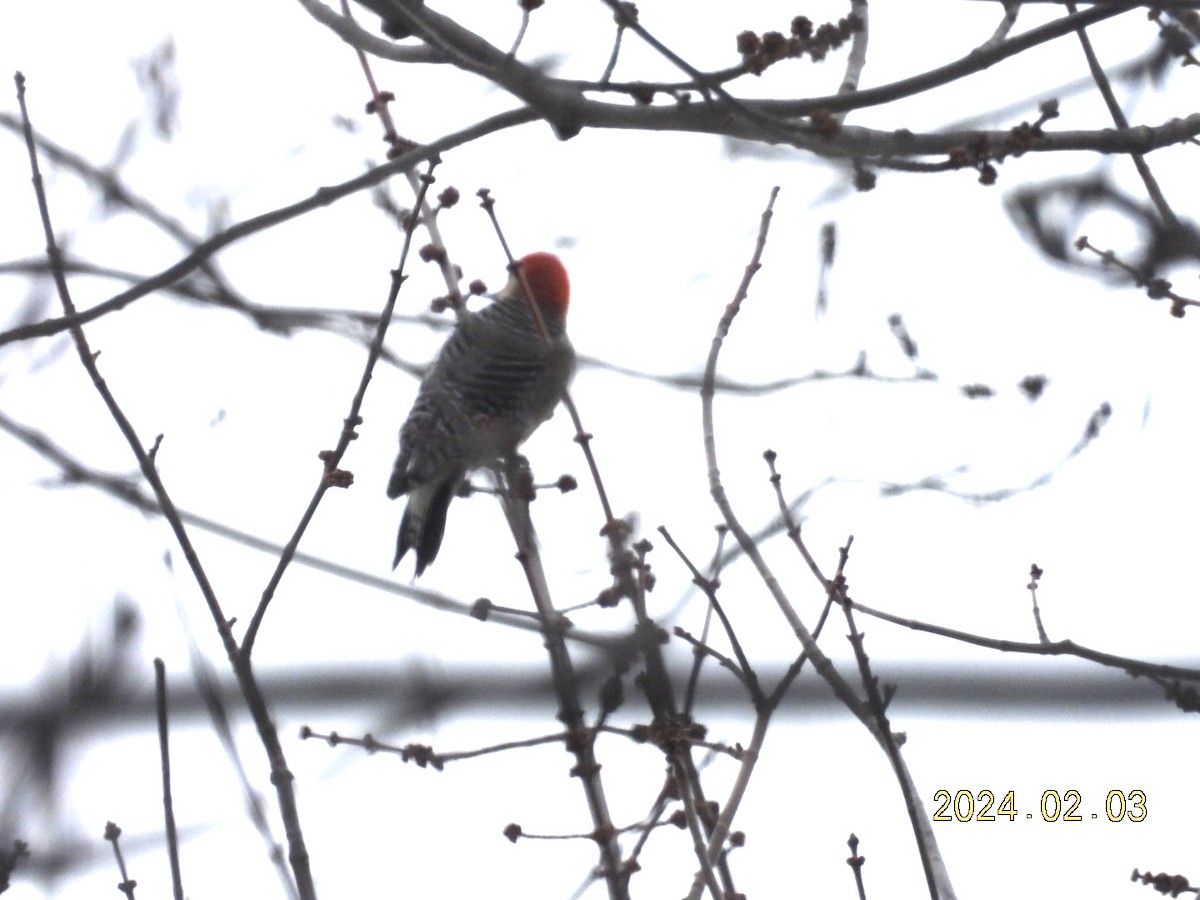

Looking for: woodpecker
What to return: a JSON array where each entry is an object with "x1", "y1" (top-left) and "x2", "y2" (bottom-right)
[{"x1": 387, "y1": 252, "x2": 576, "y2": 576}]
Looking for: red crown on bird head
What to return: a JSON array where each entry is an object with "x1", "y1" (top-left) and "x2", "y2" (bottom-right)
[{"x1": 513, "y1": 252, "x2": 570, "y2": 319}]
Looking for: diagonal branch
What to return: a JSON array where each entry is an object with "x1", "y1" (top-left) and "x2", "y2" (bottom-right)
[
  {"x1": 14, "y1": 70, "x2": 318, "y2": 900},
  {"x1": 0, "y1": 107, "x2": 538, "y2": 349},
  {"x1": 1066, "y1": 0, "x2": 1185, "y2": 238},
  {"x1": 240, "y1": 164, "x2": 435, "y2": 655}
]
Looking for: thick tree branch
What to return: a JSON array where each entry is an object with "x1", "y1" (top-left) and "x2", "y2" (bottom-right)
[{"x1": 350, "y1": 2, "x2": 1130, "y2": 135}]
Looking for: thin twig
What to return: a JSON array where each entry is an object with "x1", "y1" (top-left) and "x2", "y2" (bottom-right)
[
  {"x1": 676, "y1": 768, "x2": 724, "y2": 900},
  {"x1": 294, "y1": 0, "x2": 446, "y2": 63},
  {"x1": 837, "y1": 541, "x2": 941, "y2": 900},
  {"x1": 658, "y1": 526, "x2": 762, "y2": 707},
  {"x1": 509, "y1": 8, "x2": 531, "y2": 57},
  {"x1": 846, "y1": 833, "x2": 869, "y2": 900},
  {"x1": 599, "y1": 11, "x2": 628, "y2": 83},
  {"x1": 1066, "y1": 0, "x2": 1183, "y2": 233},
  {"x1": 300, "y1": 725, "x2": 569, "y2": 767},
  {"x1": 682, "y1": 713, "x2": 769, "y2": 900},
  {"x1": 154, "y1": 659, "x2": 185, "y2": 900},
  {"x1": 623, "y1": 539, "x2": 735, "y2": 899},
  {"x1": 980, "y1": 2, "x2": 1022, "y2": 50},
  {"x1": 759, "y1": 451, "x2": 841, "y2": 709},
  {"x1": 103, "y1": 822, "x2": 137, "y2": 900},
  {"x1": 669, "y1": 628, "x2": 751, "y2": 692},
  {"x1": 849, "y1": 598, "x2": 1200, "y2": 684},
  {"x1": 591, "y1": 0, "x2": 827, "y2": 144},
  {"x1": 1027, "y1": 564, "x2": 1051, "y2": 643},
  {"x1": 1074, "y1": 236, "x2": 1198, "y2": 316},
  {"x1": 836, "y1": 0, "x2": 870, "y2": 118},
  {"x1": 679, "y1": 528, "x2": 726, "y2": 717}
]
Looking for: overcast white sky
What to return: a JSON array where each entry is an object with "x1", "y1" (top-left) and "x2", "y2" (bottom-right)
[{"x1": 1, "y1": 2, "x2": 1197, "y2": 899}]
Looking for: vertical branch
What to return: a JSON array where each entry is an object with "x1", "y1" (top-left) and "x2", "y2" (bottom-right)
[
  {"x1": 1027, "y1": 564, "x2": 1050, "y2": 643},
  {"x1": 682, "y1": 713, "x2": 769, "y2": 900},
  {"x1": 846, "y1": 833, "x2": 870, "y2": 900},
  {"x1": 837, "y1": 1, "x2": 870, "y2": 103},
  {"x1": 474, "y1": 193, "x2": 634, "y2": 896},
  {"x1": 103, "y1": 822, "x2": 138, "y2": 900},
  {"x1": 154, "y1": 659, "x2": 185, "y2": 900},
  {"x1": 494, "y1": 456, "x2": 628, "y2": 900},
  {"x1": 700, "y1": 188, "x2": 870, "y2": 726},
  {"x1": 838, "y1": 548, "x2": 943, "y2": 900}
]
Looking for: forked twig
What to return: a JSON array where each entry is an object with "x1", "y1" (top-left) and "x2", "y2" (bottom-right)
[{"x1": 697, "y1": 190, "x2": 957, "y2": 900}]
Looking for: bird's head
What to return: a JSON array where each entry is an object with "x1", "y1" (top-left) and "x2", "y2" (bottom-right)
[{"x1": 508, "y1": 252, "x2": 570, "y2": 321}]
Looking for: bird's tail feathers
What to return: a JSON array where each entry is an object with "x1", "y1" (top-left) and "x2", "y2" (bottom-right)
[{"x1": 394, "y1": 477, "x2": 459, "y2": 575}]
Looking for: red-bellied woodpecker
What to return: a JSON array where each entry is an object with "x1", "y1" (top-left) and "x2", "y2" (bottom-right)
[{"x1": 387, "y1": 252, "x2": 576, "y2": 575}]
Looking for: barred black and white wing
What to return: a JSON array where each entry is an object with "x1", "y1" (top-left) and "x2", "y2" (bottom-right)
[{"x1": 387, "y1": 282, "x2": 575, "y2": 575}]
